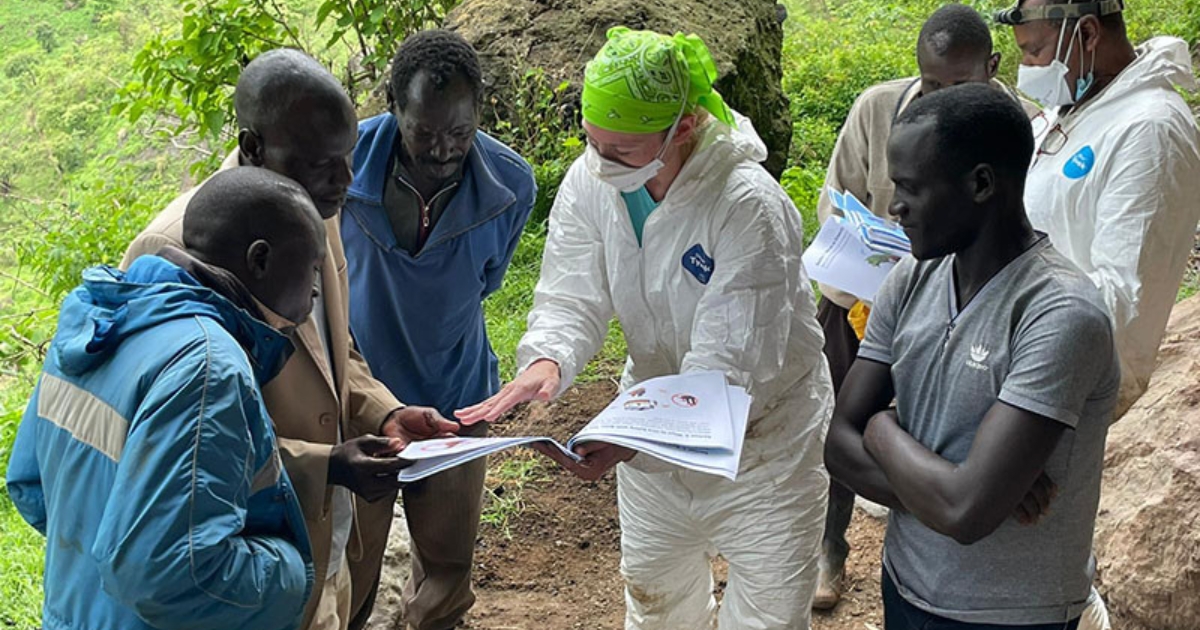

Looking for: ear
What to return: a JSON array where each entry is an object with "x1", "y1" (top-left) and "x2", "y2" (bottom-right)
[
  {"x1": 238, "y1": 128, "x2": 266, "y2": 167},
  {"x1": 967, "y1": 164, "x2": 997, "y2": 204},
  {"x1": 245, "y1": 239, "x2": 272, "y2": 280},
  {"x1": 1078, "y1": 15, "x2": 1102, "y2": 53},
  {"x1": 671, "y1": 113, "x2": 699, "y2": 147},
  {"x1": 987, "y1": 52, "x2": 1001, "y2": 79}
]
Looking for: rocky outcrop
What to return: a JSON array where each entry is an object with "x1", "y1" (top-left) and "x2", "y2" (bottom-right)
[
  {"x1": 1093, "y1": 295, "x2": 1200, "y2": 630},
  {"x1": 445, "y1": 0, "x2": 793, "y2": 178}
]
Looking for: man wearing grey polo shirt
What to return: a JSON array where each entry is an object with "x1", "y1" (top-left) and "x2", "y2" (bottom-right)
[{"x1": 825, "y1": 83, "x2": 1119, "y2": 629}]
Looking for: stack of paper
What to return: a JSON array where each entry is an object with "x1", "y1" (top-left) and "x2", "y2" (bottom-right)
[
  {"x1": 826, "y1": 188, "x2": 911, "y2": 257},
  {"x1": 802, "y1": 188, "x2": 911, "y2": 301},
  {"x1": 395, "y1": 372, "x2": 751, "y2": 483}
]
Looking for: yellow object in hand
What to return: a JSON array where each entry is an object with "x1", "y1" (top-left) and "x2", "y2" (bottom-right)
[{"x1": 848, "y1": 301, "x2": 871, "y2": 340}]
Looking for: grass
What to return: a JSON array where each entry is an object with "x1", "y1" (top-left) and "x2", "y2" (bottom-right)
[
  {"x1": 0, "y1": 357, "x2": 44, "y2": 630},
  {"x1": 479, "y1": 452, "x2": 548, "y2": 540},
  {"x1": 1178, "y1": 267, "x2": 1200, "y2": 302},
  {"x1": 0, "y1": 498, "x2": 43, "y2": 630},
  {"x1": 483, "y1": 225, "x2": 627, "y2": 384}
]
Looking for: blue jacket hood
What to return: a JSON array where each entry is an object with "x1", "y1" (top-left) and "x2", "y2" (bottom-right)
[{"x1": 53, "y1": 255, "x2": 291, "y2": 382}]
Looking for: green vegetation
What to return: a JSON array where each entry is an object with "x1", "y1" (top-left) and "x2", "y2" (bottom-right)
[
  {"x1": 2, "y1": 0, "x2": 1199, "y2": 626},
  {"x1": 480, "y1": 452, "x2": 548, "y2": 539}
]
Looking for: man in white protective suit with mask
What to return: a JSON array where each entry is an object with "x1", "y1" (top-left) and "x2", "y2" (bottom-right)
[
  {"x1": 998, "y1": 1, "x2": 1200, "y2": 628},
  {"x1": 457, "y1": 26, "x2": 835, "y2": 629}
]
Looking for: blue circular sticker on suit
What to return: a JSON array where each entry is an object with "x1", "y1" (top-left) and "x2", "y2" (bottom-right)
[{"x1": 1063, "y1": 146, "x2": 1096, "y2": 180}]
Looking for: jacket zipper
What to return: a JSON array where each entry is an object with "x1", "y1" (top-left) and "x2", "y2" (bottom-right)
[{"x1": 394, "y1": 176, "x2": 457, "y2": 252}]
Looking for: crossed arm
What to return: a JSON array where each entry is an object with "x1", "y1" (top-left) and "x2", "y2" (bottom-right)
[{"x1": 825, "y1": 358, "x2": 1064, "y2": 544}]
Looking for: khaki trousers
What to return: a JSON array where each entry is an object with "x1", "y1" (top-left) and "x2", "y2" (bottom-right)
[{"x1": 311, "y1": 559, "x2": 352, "y2": 630}]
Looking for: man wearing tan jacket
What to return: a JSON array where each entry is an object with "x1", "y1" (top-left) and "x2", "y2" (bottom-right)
[
  {"x1": 121, "y1": 49, "x2": 457, "y2": 630},
  {"x1": 813, "y1": 4, "x2": 1040, "y2": 610}
]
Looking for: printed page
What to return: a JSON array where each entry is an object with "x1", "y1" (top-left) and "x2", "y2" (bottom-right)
[
  {"x1": 573, "y1": 385, "x2": 750, "y2": 480},
  {"x1": 396, "y1": 436, "x2": 576, "y2": 483},
  {"x1": 572, "y1": 372, "x2": 734, "y2": 449},
  {"x1": 802, "y1": 217, "x2": 899, "y2": 302}
]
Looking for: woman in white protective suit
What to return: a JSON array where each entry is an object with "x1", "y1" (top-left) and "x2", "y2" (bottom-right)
[{"x1": 457, "y1": 26, "x2": 834, "y2": 629}]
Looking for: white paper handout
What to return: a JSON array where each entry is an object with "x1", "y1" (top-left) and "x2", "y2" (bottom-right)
[
  {"x1": 396, "y1": 372, "x2": 750, "y2": 483},
  {"x1": 802, "y1": 188, "x2": 909, "y2": 301},
  {"x1": 802, "y1": 217, "x2": 898, "y2": 301}
]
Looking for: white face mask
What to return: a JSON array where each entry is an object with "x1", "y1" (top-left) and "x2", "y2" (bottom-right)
[
  {"x1": 585, "y1": 105, "x2": 686, "y2": 193},
  {"x1": 1017, "y1": 19, "x2": 1096, "y2": 108}
]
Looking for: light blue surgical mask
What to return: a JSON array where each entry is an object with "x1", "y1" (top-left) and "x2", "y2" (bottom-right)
[{"x1": 1017, "y1": 19, "x2": 1096, "y2": 107}]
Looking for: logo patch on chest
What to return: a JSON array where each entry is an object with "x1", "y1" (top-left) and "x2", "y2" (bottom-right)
[
  {"x1": 966, "y1": 344, "x2": 991, "y2": 372},
  {"x1": 681, "y1": 244, "x2": 715, "y2": 284},
  {"x1": 1062, "y1": 146, "x2": 1096, "y2": 180}
]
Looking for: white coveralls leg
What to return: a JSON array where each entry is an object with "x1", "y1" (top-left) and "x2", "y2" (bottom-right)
[{"x1": 619, "y1": 375, "x2": 830, "y2": 630}]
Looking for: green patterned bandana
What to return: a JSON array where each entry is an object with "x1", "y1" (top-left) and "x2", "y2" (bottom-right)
[{"x1": 582, "y1": 27, "x2": 736, "y2": 134}]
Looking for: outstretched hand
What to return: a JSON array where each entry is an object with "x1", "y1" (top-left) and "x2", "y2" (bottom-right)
[
  {"x1": 456, "y1": 359, "x2": 561, "y2": 425},
  {"x1": 330, "y1": 407, "x2": 459, "y2": 502}
]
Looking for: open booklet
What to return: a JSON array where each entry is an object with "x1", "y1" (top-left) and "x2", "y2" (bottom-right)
[
  {"x1": 802, "y1": 188, "x2": 911, "y2": 301},
  {"x1": 395, "y1": 371, "x2": 751, "y2": 483}
]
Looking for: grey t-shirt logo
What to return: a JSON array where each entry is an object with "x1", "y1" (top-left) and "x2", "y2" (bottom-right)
[{"x1": 967, "y1": 343, "x2": 991, "y2": 371}]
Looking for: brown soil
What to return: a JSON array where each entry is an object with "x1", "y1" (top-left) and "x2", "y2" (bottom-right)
[{"x1": 462, "y1": 381, "x2": 886, "y2": 630}]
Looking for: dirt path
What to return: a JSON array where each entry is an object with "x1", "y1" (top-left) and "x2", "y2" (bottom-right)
[{"x1": 462, "y1": 381, "x2": 887, "y2": 630}]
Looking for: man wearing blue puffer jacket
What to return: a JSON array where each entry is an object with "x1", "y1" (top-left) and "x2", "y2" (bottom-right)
[
  {"x1": 6, "y1": 168, "x2": 405, "y2": 630},
  {"x1": 340, "y1": 30, "x2": 535, "y2": 630}
]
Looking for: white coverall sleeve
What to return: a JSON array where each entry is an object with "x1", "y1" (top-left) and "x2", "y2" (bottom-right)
[
  {"x1": 516, "y1": 166, "x2": 616, "y2": 393},
  {"x1": 1087, "y1": 119, "x2": 1200, "y2": 414},
  {"x1": 679, "y1": 192, "x2": 803, "y2": 419}
]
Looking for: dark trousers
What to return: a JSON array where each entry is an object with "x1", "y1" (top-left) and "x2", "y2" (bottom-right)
[
  {"x1": 348, "y1": 420, "x2": 488, "y2": 630},
  {"x1": 817, "y1": 297, "x2": 860, "y2": 561},
  {"x1": 882, "y1": 569, "x2": 1081, "y2": 630}
]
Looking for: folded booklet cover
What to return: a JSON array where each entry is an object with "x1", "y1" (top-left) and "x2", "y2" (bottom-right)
[{"x1": 396, "y1": 371, "x2": 751, "y2": 483}]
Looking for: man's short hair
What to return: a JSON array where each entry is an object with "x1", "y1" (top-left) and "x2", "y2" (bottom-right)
[
  {"x1": 234, "y1": 48, "x2": 348, "y2": 132},
  {"x1": 918, "y1": 4, "x2": 993, "y2": 58},
  {"x1": 388, "y1": 29, "x2": 482, "y2": 110},
  {"x1": 183, "y1": 167, "x2": 322, "y2": 264},
  {"x1": 895, "y1": 83, "x2": 1034, "y2": 181}
]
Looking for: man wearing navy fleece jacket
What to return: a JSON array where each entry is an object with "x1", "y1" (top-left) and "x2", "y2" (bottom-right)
[{"x1": 339, "y1": 30, "x2": 535, "y2": 630}]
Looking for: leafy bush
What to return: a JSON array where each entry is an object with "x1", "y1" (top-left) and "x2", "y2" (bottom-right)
[
  {"x1": 488, "y1": 68, "x2": 585, "y2": 228},
  {"x1": 315, "y1": 0, "x2": 458, "y2": 92},
  {"x1": 781, "y1": 163, "x2": 824, "y2": 247},
  {"x1": 113, "y1": 0, "x2": 302, "y2": 146},
  {"x1": 17, "y1": 165, "x2": 172, "y2": 300}
]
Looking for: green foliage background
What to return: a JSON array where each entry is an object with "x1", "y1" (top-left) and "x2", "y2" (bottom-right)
[{"x1": 1, "y1": 0, "x2": 1198, "y2": 626}]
